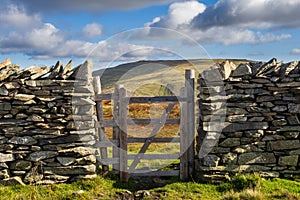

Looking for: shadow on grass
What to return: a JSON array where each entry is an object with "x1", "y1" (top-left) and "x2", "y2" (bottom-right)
[{"x1": 106, "y1": 172, "x2": 180, "y2": 192}]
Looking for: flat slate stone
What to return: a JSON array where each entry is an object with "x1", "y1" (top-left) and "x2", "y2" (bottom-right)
[
  {"x1": 27, "y1": 151, "x2": 58, "y2": 162},
  {"x1": 268, "y1": 140, "x2": 300, "y2": 151},
  {"x1": 238, "y1": 153, "x2": 276, "y2": 165},
  {"x1": 0, "y1": 153, "x2": 14, "y2": 162}
]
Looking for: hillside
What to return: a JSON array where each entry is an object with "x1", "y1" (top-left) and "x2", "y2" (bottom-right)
[{"x1": 92, "y1": 59, "x2": 250, "y2": 95}]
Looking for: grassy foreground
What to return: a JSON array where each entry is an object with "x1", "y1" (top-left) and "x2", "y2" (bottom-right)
[{"x1": 0, "y1": 174, "x2": 299, "y2": 200}]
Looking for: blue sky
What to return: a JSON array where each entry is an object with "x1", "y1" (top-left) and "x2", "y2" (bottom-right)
[{"x1": 1, "y1": 0, "x2": 300, "y2": 70}]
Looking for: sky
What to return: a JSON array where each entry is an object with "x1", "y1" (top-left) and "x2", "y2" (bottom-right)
[{"x1": 1, "y1": 0, "x2": 300, "y2": 70}]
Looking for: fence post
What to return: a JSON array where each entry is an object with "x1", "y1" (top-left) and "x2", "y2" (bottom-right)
[
  {"x1": 113, "y1": 85, "x2": 120, "y2": 172},
  {"x1": 93, "y1": 76, "x2": 109, "y2": 172},
  {"x1": 117, "y1": 85, "x2": 128, "y2": 182},
  {"x1": 185, "y1": 69, "x2": 195, "y2": 179},
  {"x1": 180, "y1": 87, "x2": 188, "y2": 181}
]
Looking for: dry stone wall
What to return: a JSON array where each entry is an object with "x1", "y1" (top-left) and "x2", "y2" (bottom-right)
[
  {"x1": 197, "y1": 58, "x2": 300, "y2": 183},
  {"x1": 0, "y1": 59, "x2": 97, "y2": 185}
]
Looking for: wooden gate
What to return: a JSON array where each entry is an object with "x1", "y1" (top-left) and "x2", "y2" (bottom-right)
[{"x1": 93, "y1": 70, "x2": 195, "y2": 182}]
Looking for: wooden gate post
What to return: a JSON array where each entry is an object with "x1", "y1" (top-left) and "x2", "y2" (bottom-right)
[
  {"x1": 117, "y1": 85, "x2": 129, "y2": 182},
  {"x1": 180, "y1": 87, "x2": 188, "y2": 181},
  {"x1": 93, "y1": 76, "x2": 109, "y2": 172},
  {"x1": 112, "y1": 85, "x2": 120, "y2": 171},
  {"x1": 185, "y1": 69, "x2": 195, "y2": 179}
]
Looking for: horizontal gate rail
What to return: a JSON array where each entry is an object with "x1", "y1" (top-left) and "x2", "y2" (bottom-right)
[
  {"x1": 128, "y1": 154, "x2": 180, "y2": 160},
  {"x1": 95, "y1": 118, "x2": 180, "y2": 127}
]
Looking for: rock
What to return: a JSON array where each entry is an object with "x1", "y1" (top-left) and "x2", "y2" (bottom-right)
[
  {"x1": 245, "y1": 130, "x2": 264, "y2": 138},
  {"x1": 8, "y1": 136, "x2": 37, "y2": 145},
  {"x1": 57, "y1": 157, "x2": 75, "y2": 166},
  {"x1": 0, "y1": 153, "x2": 14, "y2": 162},
  {"x1": 39, "y1": 135, "x2": 94, "y2": 145},
  {"x1": 72, "y1": 190, "x2": 85, "y2": 196},
  {"x1": 0, "y1": 144, "x2": 14, "y2": 151},
  {"x1": 135, "y1": 190, "x2": 151, "y2": 198},
  {"x1": 202, "y1": 155, "x2": 220, "y2": 167},
  {"x1": 257, "y1": 96, "x2": 280, "y2": 102},
  {"x1": 27, "y1": 151, "x2": 58, "y2": 162},
  {"x1": 4, "y1": 82, "x2": 20, "y2": 89},
  {"x1": 0, "y1": 169, "x2": 9, "y2": 179},
  {"x1": 233, "y1": 165, "x2": 271, "y2": 172},
  {"x1": 255, "y1": 58, "x2": 277, "y2": 77},
  {"x1": 10, "y1": 161, "x2": 32, "y2": 171},
  {"x1": 222, "y1": 122, "x2": 268, "y2": 132},
  {"x1": 278, "y1": 126, "x2": 300, "y2": 132},
  {"x1": 287, "y1": 116, "x2": 300, "y2": 125},
  {"x1": 76, "y1": 155, "x2": 97, "y2": 165},
  {"x1": 0, "y1": 86, "x2": 9, "y2": 96},
  {"x1": 28, "y1": 107, "x2": 48, "y2": 114},
  {"x1": 58, "y1": 60, "x2": 72, "y2": 79},
  {"x1": 222, "y1": 153, "x2": 237, "y2": 164},
  {"x1": 30, "y1": 66, "x2": 51, "y2": 80},
  {"x1": 285, "y1": 61, "x2": 299, "y2": 75},
  {"x1": 0, "y1": 58, "x2": 11, "y2": 69},
  {"x1": 48, "y1": 61, "x2": 63, "y2": 79},
  {"x1": 272, "y1": 106, "x2": 287, "y2": 112},
  {"x1": 44, "y1": 174, "x2": 69, "y2": 182},
  {"x1": 58, "y1": 147, "x2": 95, "y2": 157},
  {"x1": 238, "y1": 153, "x2": 276, "y2": 164},
  {"x1": 0, "y1": 177, "x2": 25, "y2": 186},
  {"x1": 268, "y1": 140, "x2": 300, "y2": 151},
  {"x1": 0, "y1": 163, "x2": 8, "y2": 169},
  {"x1": 43, "y1": 165, "x2": 96, "y2": 175},
  {"x1": 27, "y1": 114, "x2": 44, "y2": 122},
  {"x1": 0, "y1": 64, "x2": 19, "y2": 81},
  {"x1": 24, "y1": 171, "x2": 43, "y2": 184},
  {"x1": 283, "y1": 132, "x2": 299, "y2": 139},
  {"x1": 262, "y1": 135, "x2": 285, "y2": 141},
  {"x1": 75, "y1": 60, "x2": 93, "y2": 81},
  {"x1": 288, "y1": 104, "x2": 300, "y2": 114},
  {"x1": 221, "y1": 60, "x2": 237, "y2": 79},
  {"x1": 0, "y1": 102, "x2": 11, "y2": 111},
  {"x1": 279, "y1": 155, "x2": 298, "y2": 166},
  {"x1": 272, "y1": 119, "x2": 287, "y2": 126},
  {"x1": 231, "y1": 64, "x2": 252, "y2": 77},
  {"x1": 259, "y1": 171, "x2": 280, "y2": 178},
  {"x1": 14, "y1": 94, "x2": 35, "y2": 101},
  {"x1": 219, "y1": 138, "x2": 240, "y2": 147}
]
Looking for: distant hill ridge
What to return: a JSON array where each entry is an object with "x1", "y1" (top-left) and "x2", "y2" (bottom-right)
[{"x1": 92, "y1": 59, "x2": 250, "y2": 94}]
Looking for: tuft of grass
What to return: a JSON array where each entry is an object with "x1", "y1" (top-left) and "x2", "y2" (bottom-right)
[
  {"x1": 223, "y1": 189, "x2": 265, "y2": 200},
  {"x1": 218, "y1": 174, "x2": 261, "y2": 192}
]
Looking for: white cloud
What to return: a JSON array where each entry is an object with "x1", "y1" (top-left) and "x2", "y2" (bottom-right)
[
  {"x1": 291, "y1": 48, "x2": 300, "y2": 55},
  {"x1": 143, "y1": 0, "x2": 293, "y2": 45},
  {"x1": 82, "y1": 23, "x2": 103, "y2": 38},
  {"x1": 15, "y1": 0, "x2": 175, "y2": 12},
  {"x1": 0, "y1": 5, "x2": 64, "y2": 53},
  {"x1": 192, "y1": 0, "x2": 300, "y2": 29},
  {"x1": 32, "y1": 40, "x2": 172, "y2": 61},
  {"x1": 148, "y1": 1, "x2": 206, "y2": 29},
  {"x1": 0, "y1": 4, "x2": 41, "y2": 30},
  {"x1": 256, "y1": 33, "x2": 291, "y2": 43}
]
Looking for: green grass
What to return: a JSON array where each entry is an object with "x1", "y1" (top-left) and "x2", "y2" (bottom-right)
[{"x1": 1, "y1": 174, "x2": 299, "y2": 200}]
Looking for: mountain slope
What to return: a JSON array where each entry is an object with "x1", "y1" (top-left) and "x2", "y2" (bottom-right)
[{"x1": 92, "y1": 59, "x2": 250, "y2": 95}]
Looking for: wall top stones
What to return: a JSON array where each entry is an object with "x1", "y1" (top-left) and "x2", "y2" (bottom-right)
[{"x1": 205, "y1": 58, "x2": 300, "y2": 81}]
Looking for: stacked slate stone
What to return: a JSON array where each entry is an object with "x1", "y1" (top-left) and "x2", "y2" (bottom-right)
[
  {"x1": 197, "y1": 58, "x2": 300, "y2": 183},
  {"x1": 0, "y1": 59, "x2": 97, "y2": 185}
]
